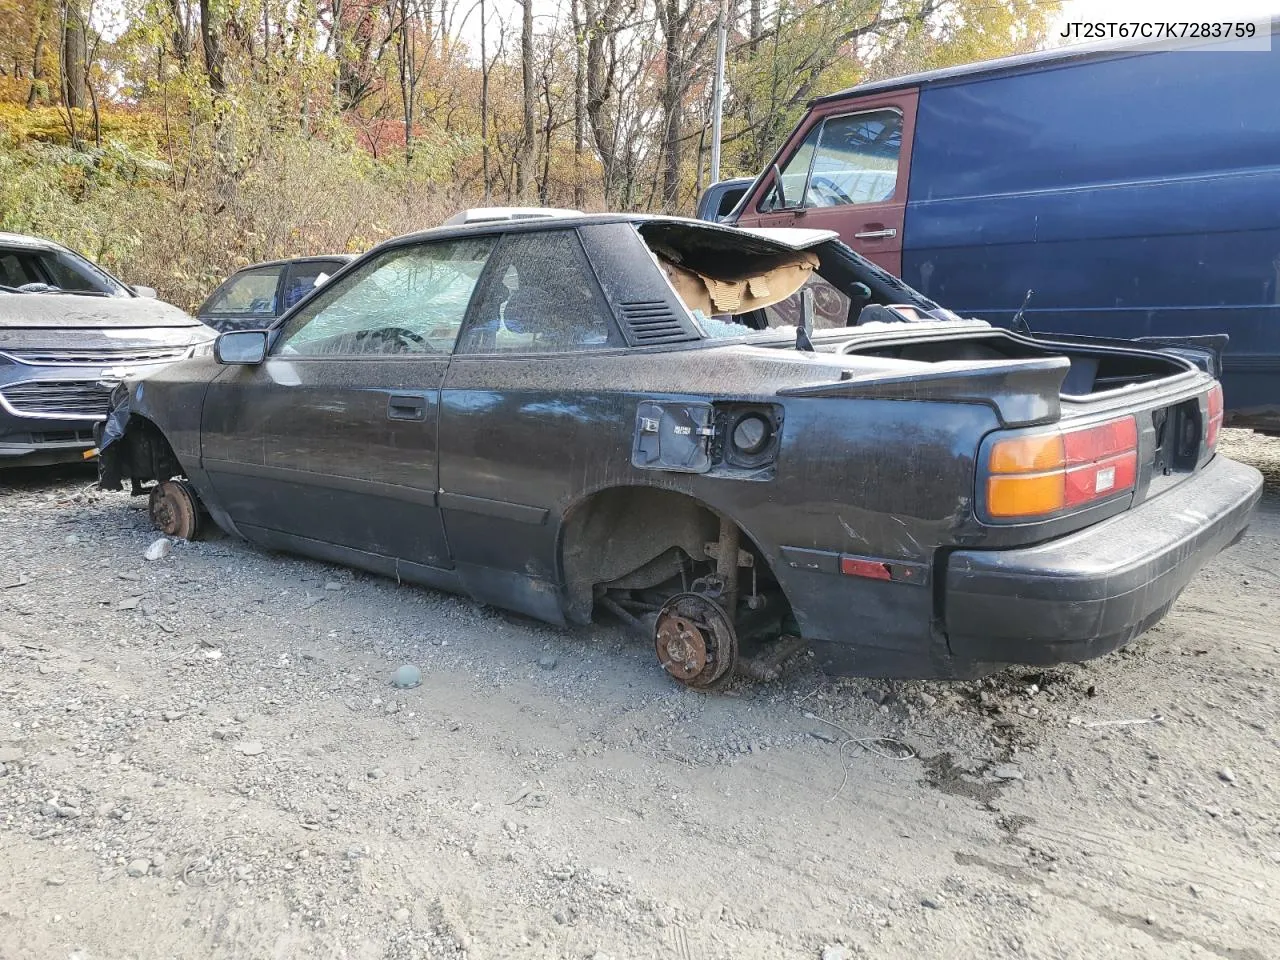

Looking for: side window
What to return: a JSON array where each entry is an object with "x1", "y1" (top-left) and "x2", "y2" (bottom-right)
[
  {"x1": 203, "y1": 266, "x2": 283, "y2": 316},
  {"x1": 276, "y1": 238, "x2": 495, "y2": 357},
  {"x1": 761, "y1": 125, "x2": 820, "y2": 212},
  {"x1": 807, "y1": 110, "x2": 903, "y2": 207},
  {"x1": 455, "y1": 230, "x2": 619, "y2": 355},
  {"x1": 0, "y1": 253, "x2": 39, "y2": 287},
  {"x1": 280, "y1": 260, "x2": 344, "y2": 312}
]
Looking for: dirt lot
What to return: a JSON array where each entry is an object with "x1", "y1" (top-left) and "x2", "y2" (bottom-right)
[{"x1": 1, "y1": 430, "x2": 1277, "y2": 960}]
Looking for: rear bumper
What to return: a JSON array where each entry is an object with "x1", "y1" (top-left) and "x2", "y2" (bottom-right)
[{"x1": 944, "y1": 455, "x2": 1263, "y2": 665}]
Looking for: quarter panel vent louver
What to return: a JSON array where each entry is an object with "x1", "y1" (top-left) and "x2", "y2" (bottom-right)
[{"x1": 618, "y1": 300, "x2": 694, "y2": 345}]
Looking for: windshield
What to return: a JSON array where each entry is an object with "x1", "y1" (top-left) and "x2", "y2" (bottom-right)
[{"x1": 0, "y1": 245, "x2": 130, "y2": 297}]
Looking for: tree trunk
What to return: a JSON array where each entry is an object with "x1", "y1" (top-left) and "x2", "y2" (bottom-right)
[
  {"x1": 167, "y1": 0, "x2": 193, "y2": 68},
  {"x1": 570, "y1": 0, "x2": 586, "y2": 208},
  {"x1": 26, "y1": 2, "x2": 47, "y2": 109},
  {"x1": 480, "y1": 0, "x2": 490, "y2": 201},
  {"x1": 397, "y1": 0, "x2": 415, "y2": 162},
  {"x1": 198, "y1": 0, "x2": 226, "y2": 95},
  {"x1": 584, "y1": 0, "x2": 623, "y2": 200},
  {"x1": 659, "y1": 0, "x2": 683, "y2": 212},
  {"x1": 516, "y1": 0, "x2": 535, "y2": 200},
  {"x1": 60, "y1": 0, "x2": 87, "y2": 110}
]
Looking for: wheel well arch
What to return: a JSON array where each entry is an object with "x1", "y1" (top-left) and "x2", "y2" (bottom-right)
[
  {"x1": 99, "y1": 413, "x2": 185, "y2": 490},
  {"x1": 555, "y1": 483, "x2": 789, "y2": 625}
]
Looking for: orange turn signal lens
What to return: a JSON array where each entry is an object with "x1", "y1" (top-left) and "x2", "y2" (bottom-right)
[
  {"x1": 1206, "y1": 383, "x2": 1223, "y2": 448},
  {"x1": 988, "y1": 433, "x2": 1065, "y2": 474},
  {"x1": 987, "y1": 473, "x2": 1066, "y2": 517}
]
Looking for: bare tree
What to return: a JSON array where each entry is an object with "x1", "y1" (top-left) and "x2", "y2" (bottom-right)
[{"x1": 516, "y1": 0, "x2": 535, "y2": 199}]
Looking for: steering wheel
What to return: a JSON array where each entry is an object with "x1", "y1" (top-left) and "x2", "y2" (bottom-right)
[
  {"x1": 354, "y1": 326, "x2": 428, "y2": 352},
  {"x1": 807, "y1": 175, "x2": 853, "y2": 207}
]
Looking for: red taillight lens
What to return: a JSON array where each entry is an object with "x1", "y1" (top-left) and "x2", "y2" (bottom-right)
[
  {"x1": 986, "y1": 416, "x2": 1138, "y2": 520},
  {"x1": 1206, "y1": 383, "x2": 1223, "y2": 449}
]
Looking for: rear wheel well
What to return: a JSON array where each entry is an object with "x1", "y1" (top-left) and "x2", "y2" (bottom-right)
[{"x1": 558, "y1": 486, "x2": 791, "y2": 635}]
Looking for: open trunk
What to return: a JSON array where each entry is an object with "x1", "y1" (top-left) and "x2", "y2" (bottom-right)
[{"x1": 837, "y1": 326, "x2": 1203, "y2": 398}]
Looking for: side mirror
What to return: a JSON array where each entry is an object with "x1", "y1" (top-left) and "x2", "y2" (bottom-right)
[
  {"x1": 132, "y1": 285, "x2": 158, "y2": 299},
  {"x1": 215, "y1": 330, "x2": 268, "y2": 365}
]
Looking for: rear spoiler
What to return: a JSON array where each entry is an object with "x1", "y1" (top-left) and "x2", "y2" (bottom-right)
[
  {"x1": 777, "y1": 356, "x2": 1068, "y2": 427},
  {"x1": 1031, "y1": 332, "x2": 1228, "y2": 379}
]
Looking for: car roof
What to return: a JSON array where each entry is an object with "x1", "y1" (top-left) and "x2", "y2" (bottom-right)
[
  {"x1": 232, "y1": 254, "x2": 356, "y2": 272},
  {"x1": 0, "y1": 231, "x2": 63, "y2": 253},
  {"x1": 382, "y1": 212, "x2": 837, "y2": 253},
  {"x1": 812, "y1": 17, "x2": 1280, "y2": 104}
]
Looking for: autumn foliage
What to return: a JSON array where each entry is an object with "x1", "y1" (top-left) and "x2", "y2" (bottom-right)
[{"x1": 0, "y1": 0, "x2": 1056, "y2": 307}]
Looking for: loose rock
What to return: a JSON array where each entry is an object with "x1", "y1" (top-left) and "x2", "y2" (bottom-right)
[
  {"x1": 991, "y1": 764, "x2": 1024, "y2": 781},
  {"x1": 126, "y1": 859, "x2": 150, "y2": 878},
  {"x1": 237, "y1": 741, "x2": 265, "y2": 756},
  {"x1": 1218, "y1": 767, "x2": 1237, "y2": 783},
  {"x1": 391, "y1": 664, "x2": 421, "y2": 689},
  {"x1": 821, "y1": 946, "x2": 851, "y2": 960},
  {"x1": 144, "y1": 538, "x2": 172, "y2": 561},
  {"x1": 537, "y1": 654, "x2": 558, "y2": 670}
]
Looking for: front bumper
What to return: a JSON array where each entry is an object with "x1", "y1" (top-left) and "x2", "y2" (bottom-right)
[
  {"x1": 0, "y1": 377, "x2": 112, "y2": 467},
  {"x1": 944, "y1": 455, "x2": 1263, "y2": 665}
]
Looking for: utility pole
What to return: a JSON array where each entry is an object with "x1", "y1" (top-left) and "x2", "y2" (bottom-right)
[{"x1": 708, "y1": 0, "x2": 727, "y2": 185}]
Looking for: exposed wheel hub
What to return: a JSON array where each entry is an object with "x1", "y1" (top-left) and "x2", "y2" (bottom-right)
[
  {"x1": 654, "y1": 593, "x2": 738, "y2": 689},
  {"x1": 148, "y1": 480, "x2": 202, "y2": 541}
]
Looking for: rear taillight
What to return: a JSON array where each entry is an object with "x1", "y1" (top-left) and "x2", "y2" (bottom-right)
[
  {"x1": 1206, "y1": 383, "x2": 1223, "y2": 449},
  {"x1": 985, "y1": 416, "x2": 1138, "y2": 520}
]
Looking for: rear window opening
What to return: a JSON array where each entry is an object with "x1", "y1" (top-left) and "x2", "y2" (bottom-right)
[
  {"x1": 635, "y1": 221, "x2": 957, "y2": 339},
  {"x1": 841, "y1": 332, "x2": 1190, "y2": 397}
]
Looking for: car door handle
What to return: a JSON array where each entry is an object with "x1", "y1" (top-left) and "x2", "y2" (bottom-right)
[
  {"x1": 854, "y1": 227, "x2": 897, "y2": 239},
  {"x1": 387, "y1": 394, "x2": 427, "y2": 421}
]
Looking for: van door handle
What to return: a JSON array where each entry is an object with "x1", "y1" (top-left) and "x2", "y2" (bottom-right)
[
  {"x1": 387, "y1": 394, "x2": 427, "y2": 421},
  {"x1": 854, "y1": 227, "x2": 897, "y2": 239}
]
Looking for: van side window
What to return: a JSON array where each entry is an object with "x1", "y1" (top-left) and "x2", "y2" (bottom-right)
[
  {"x1": 810, "y1": 110, "x2": 902, "y2": 206},
  {"x1": 762, "y1": 125, "x2": 820, "y2": 211},
  {"x1": 764, "y1": 109, "x2": 903, "y2": 211}
]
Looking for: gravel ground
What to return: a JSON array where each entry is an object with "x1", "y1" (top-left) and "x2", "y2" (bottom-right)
[{"x1": 1, "y1": 429, "x2": 1278, "y2": 960}]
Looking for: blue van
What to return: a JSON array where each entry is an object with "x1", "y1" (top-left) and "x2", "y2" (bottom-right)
[{"x1": 719, "y1": 22, "x2": 1280, "y2": 432}]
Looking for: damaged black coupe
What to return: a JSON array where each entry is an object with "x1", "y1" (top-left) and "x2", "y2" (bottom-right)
[{"x1": 97, "y1": 213, "x2": 1262, "y2": 684}]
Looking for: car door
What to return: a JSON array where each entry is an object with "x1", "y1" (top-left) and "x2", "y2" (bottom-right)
[
  {"x1": 437, "y1": 227, "x2": 627, "y2": 620},
  {"x1": 200, "y1": 236, "x2": 497, "y2": 572},
  {"x1": 738, "y1": 90, "x2": 918, "y2": 275}
]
